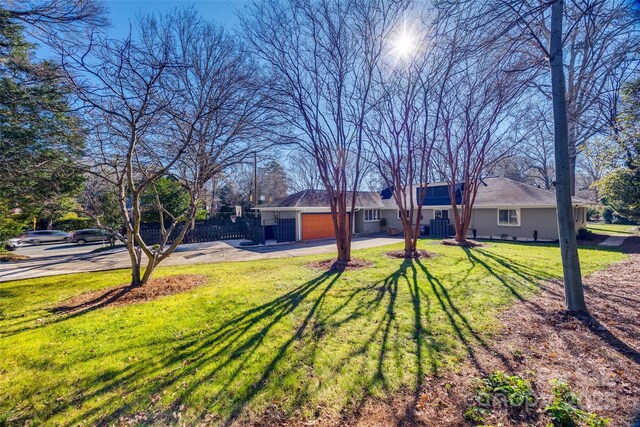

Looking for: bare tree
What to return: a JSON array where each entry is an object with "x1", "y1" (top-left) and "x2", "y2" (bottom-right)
[
  {"x1": 520, "y1": 103, "x2": 557, "y2": 189},
  {"x1": 549, "y1": 0, "x2": 586, "y2": 310},
  {"x1": 365, "y1": 16, "x2": 443, "y2": 258},
  {"x1": 242, "y1": 0, "x2": 408, "y2": 268},
  {"x1": 286, "y1": 151, "x2": 323, "y2": 193},
  {"x1": 460, "y1": 0, "x2": 629, "y2": 310},
  {"x1": 483, "y1": 0, "x2": 640, "y2": 195},
  {"x1": 3, "y1": 0, "x2": 108, "y2": 45},
  {"x1": 431, "y1": 18, "x2": 525, "y2": 244},
  {"x1": 62, "y1": 10, "x2": 268, "y2": 286}
]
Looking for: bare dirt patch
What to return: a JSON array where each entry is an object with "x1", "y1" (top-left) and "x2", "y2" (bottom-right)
[
  {"x1": 441, "y1": 238, "x2": 486, "y2": 248},
  {"x1": 53, "y1": 274, "x2": 208, "y2": 314},
  {"x1": 386, "y1": 249, "x2": 437, "y2": 260},
  {"x1": 306, "y1": 258, "x2": 374, "y2": 272}
]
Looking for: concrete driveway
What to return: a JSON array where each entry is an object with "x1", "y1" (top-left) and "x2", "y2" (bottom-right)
[{"x1": 0, "y1": 236, "x2": 403, "y2": 282}]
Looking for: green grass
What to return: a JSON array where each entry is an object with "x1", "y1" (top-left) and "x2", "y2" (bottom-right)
[
  {"x1": 587, "y1": 222, "x2": 639, "y2": 235},
  {"x1": 0, "y1": 240, "x2": 626, "y2": 425}
]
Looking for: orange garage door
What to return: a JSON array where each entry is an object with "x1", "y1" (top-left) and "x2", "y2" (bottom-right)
[{"x1": 301, "y1": 213, "x2": 350, "y2": 240}]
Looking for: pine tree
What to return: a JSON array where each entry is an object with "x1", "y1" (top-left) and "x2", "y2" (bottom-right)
[{"x1": 0, "y1": 9, "x2": 84, "y2": 229}]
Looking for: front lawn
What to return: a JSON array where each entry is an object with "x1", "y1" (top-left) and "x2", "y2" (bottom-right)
[
  {"x1": 587, "y1": 222, "x2": 639, "y2": 235},
  {"x1": 0, "y1": 240, "x2": 626, "y2": 425}
]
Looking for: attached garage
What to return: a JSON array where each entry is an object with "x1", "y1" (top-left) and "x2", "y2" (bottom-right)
[
  {"x1": 256, "y1": 189, "x2": 385, "y2": 242},
  {"x1": 301, "y1": 213, "x2": 350, "y2": 240}
]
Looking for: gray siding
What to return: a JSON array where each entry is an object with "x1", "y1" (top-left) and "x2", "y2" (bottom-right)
[
  {"x1": 469, "y1": 208, "x2": 559, "y2": 240},
  {"x1": 261, "y1": 211, "x2": 276, "y2": 226},
  {"x1": 380, "y1": 207, "x2": 434, "y2": 232},
  {"x1": 354, "y1": 210, "x2": 382, "y2": 233}
]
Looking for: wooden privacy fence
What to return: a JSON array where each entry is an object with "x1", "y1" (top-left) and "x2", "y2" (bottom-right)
[
  {"x1": 138, "y1": 218, "x2": 260, "y2": 245},
  {"x1": 429, "y1": 219, "x2": 453, "y2": 238}
]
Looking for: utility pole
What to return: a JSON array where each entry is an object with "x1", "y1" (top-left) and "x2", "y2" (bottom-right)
[{"x1": 254, "y1": 151, "x2": 258, "y2": 209}]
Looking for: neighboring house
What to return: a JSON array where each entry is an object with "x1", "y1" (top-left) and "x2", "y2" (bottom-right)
[{"x1": 257, "y1": 177, "x2": 591, "y2": 242}]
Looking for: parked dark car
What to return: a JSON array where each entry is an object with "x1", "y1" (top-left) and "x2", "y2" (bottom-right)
[
  {"x1": 69, "y1": 229, "x2": 114, "y2": 245},
  {"x1": 19, "y1": 230, "x2": 72, "y2": 245}
]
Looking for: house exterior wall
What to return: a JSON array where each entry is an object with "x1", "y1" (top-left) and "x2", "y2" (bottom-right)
[
  {"x1": 262, "y1": 205, "x2": 588, "y2": 242},
  {"x1": 379, "y1": 207, "x2": 434, "y2": 231},
  {"x1": 261, "y1": 211, "x2": 276, "y2": 226},
  {"x1": 575, "y1": 207, "x2": 586, "y2": 229},
  {"x1": 469, "y1": 207, "x2": 560, "y2": 240},
  {"x1": 355, "y1": 210, "x2": 383, "y2": 234},
  {"x1": 380, "y1": 208, "x2": 403, "y2": 231}
]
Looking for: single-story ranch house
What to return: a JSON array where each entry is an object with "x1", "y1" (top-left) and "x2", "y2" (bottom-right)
[{"x1": 257, "y1": 177, "x2": 591, "y2": 242}]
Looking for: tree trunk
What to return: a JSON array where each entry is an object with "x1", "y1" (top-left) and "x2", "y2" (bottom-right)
[
  {"x1": 568, "y1": 126, "x2": 577, "y2": 196},
  {"x1": 549, "y1": 0, "x2": 587, "y2": 312},
  {"x1": 404, "y1": 229, "x2": 413, "y2": 258},
  {"x1": 334, "y1": 208, "x2": 351, "y2": 267},
  {"x1": 140, "y1": 256, "x2": 156, "y2": 286},
  {"x1": 131, "y1": 260, "x2": 142, "y2": 287}
]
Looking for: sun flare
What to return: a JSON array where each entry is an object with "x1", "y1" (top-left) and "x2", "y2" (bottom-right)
[
  {"x1": 392, "y1": 26, "x2": 417, "y2": 60},
  {"x1": 393, "y1": 31, "x2": 416, "y2": 59}
]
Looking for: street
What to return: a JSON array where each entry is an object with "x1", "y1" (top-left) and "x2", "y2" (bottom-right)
[{"x1": 0, "y1": 236, "x2": 403, "y2": 282}]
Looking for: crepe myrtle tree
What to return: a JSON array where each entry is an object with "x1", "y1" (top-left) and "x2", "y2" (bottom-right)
[
  {"x1": 433, "y1": 19, "x2": 526, "y2": 244},
  {"x1": 242, "y1": 0, "x2": 409, "y2": 268},
  {"x1": 366, "y1": 15, "x2": 450, "y2": 258},
  {"x1": 62, "y1": 10, "x2": 269, "y2": 286}
]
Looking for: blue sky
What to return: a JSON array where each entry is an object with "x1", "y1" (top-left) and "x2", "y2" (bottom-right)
[
  {"x1": 36, "y1": 0, "x2": 248, "y2": 60},
  {"x1": 105, "y1": 0, "x2": 246, "y2": 34}
]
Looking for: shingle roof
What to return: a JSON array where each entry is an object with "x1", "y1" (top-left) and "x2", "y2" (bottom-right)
[
  {"x1": 384, "y1": 177, "x2": 593, "y2": 208},
  {"x1": 262, "y1": 189, "x2": 385, "y2": 208},
  {"x1": 262, "y1": 178, "x2": 593, "y2": 210},
  {"x1": 473, "y1": 177, "x2": 593, "y2": 207}
]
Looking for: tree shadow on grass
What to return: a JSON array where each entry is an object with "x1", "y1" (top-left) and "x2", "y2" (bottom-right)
[
  {"x1": 51, "y1": 270, "x2": 344, "y2": 425},
  {"x1": 49, "y1": 262, "x2": 445, "y2": 426},
  {"x1": 414, "y1": 259, "x2": 513, "y2": 377},
  {"x1": 6, "y1": 251, "x2": 552, "y2": 426}
]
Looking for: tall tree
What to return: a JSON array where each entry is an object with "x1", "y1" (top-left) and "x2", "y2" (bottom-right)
[
  {"x1": 464, "y1": 0, "x2": 603, "y2": 311},
  {"x1": 366, "y1": 15, "x2": 441, "y2": 258},
  {"x1": 0, "y1": 10, "x2": 84, "y2": 229},
  {"x1": 430, "y1": 9, "x2": 526, "y2": 244},
  {"x1": 3, "y1": 0, "x2": 107, "y2": 46},
  {"x1": 62, "y1": 9, "x2": 268, "y2": 286},
  {"x1": 549, "y1": 0, "x2": 586, "y2": 311},
  {"x1": 242, "y1": 0, "x2": 408, "y2": 268}
]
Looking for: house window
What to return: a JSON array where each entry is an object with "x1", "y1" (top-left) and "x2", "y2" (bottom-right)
[
  {"x1": 497, "y1": 209, "x2": 520, "y2": 226},
  {"x1": 397, "y1": 210, "x2": 410, "y2": 220},
  {"x1": 364, "y1": 209, "x2": 380, "y2": 222},
  {"x1": 434, "y1": 209, "x2": 448, "y2": 220}
]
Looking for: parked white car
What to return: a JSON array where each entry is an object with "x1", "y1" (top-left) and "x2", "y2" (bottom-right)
[
  {"x1": 19, "y1": 230, "x2": 72, "y2": 245},
  {"x1": 5, "y1": 238, "x2": 23, "y2": 251}
]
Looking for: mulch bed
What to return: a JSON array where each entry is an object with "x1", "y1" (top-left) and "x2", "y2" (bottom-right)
[
  {"x1": 0, "y1": 252, "x2": 29, "y2": 262},
  {"x1": 53, "y1": 274, "x2": 208, "y2": 314},
  {"x1": 577, "y1": 233, "x2": 609, "y2": 246},
  {"x1": 441, "y1": 238, "x2": 486, "y2": 248},
  {"x1": 306, "y1": 258, "x2": 374, "y2": 272},
  {"x1": 386, "y1": 249, "x2": 437, "y2": 259}
]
